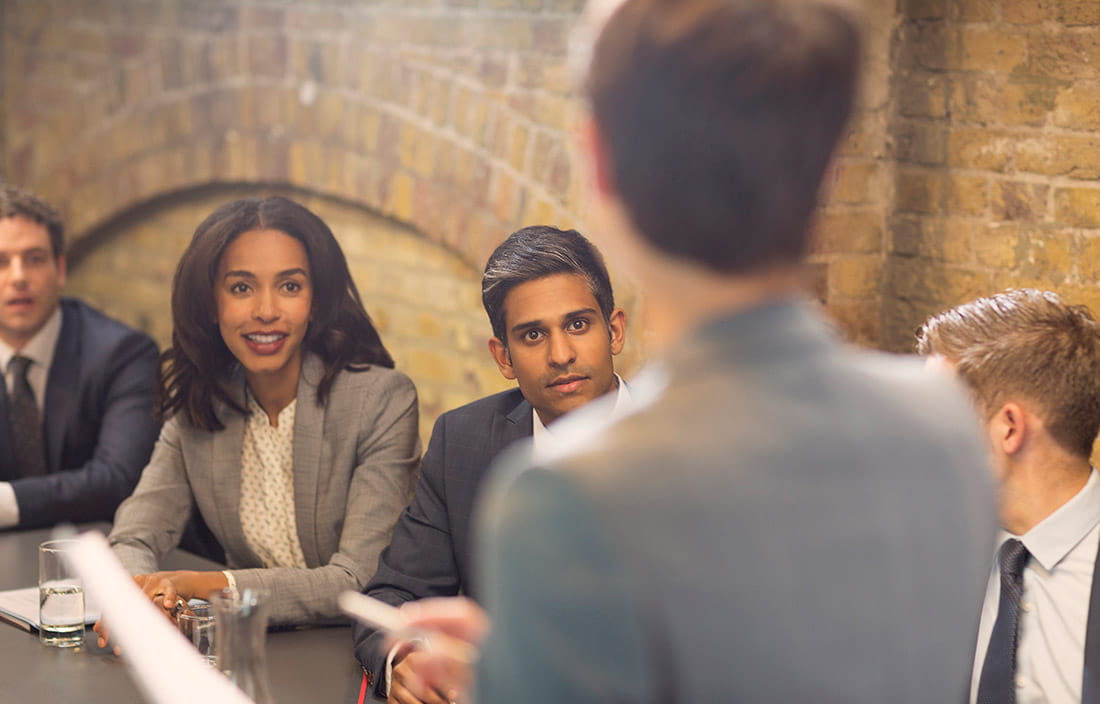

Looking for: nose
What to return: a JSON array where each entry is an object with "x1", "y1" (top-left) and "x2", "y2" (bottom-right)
[
  {"x1": 547, "y1": 330, "x2": 577, "y2": 368},
  {"x1": 252, "y1": 288, "x2": 280, "y2": 323},
  {"x1": 9, "y1": 256, "x2": 27, "y2": 285}
]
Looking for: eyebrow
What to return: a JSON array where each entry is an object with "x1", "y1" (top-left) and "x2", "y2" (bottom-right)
[
  {"x1": 509, "y1": 307, "x2": 599, "y2": 337},
  {"x1": 223, "y1": 267, "x2": 310, "y2": 280}
]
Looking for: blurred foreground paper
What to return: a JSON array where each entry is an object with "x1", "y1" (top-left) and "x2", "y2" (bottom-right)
[{"x1": 60, "y1": 529, "x2": 253, "y2": 704}]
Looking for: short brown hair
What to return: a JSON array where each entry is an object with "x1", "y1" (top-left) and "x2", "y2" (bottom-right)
[
  {"x1": 0, "y1": 185, "x2": 65, "y2": 257},
  {"x1": 582, "y1": 0, "x2": 861, "y2": 273},
  {"x1": 917, "y1": 289, "x2": 1100, "y2": 458}
]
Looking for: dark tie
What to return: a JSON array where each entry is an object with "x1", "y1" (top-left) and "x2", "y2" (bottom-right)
[
  {"x1": 977, "y1": 538, "x2": 1031, "y2": 704},
  {"x1": 9, "y1": 355, "x2": 47, "y2": 476}
]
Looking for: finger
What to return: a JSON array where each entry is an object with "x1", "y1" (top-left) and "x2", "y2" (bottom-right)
[
  {"x1": 388, "y1": 679, "x2": 428, "y2": 704},
  {"x1": 93, "y1": 619, "x2": 110, "y2": 649}
]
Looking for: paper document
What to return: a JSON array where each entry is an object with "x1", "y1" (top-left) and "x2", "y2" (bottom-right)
[
  {"x1": 59, "y1": 528, "x2": 254, "y2": 704},
  {"x1": 0, "y1": 586, "x2": 101, "y2": 633}
]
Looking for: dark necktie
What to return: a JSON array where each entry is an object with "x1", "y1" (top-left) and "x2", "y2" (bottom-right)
[
  {"x1": 9, "y1": 355, "x2": 47, "y2": 476},
  {"x1": 977, "y1": 538, "x2": 1031, "y2": 704}
]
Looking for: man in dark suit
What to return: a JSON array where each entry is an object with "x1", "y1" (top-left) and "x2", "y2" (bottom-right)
[
  {"x1": 0, "y1": 186, "x2": 159, "y2": 529},
  {"x1": 397, "y1": 1, "x2": 997, "y2": 703},
  {"x1": 353, "y1": 225, "x2": 628, "y2": 702},
  {"x1": 919, "y1": 289, "x2": 1100, "y2": 704}
]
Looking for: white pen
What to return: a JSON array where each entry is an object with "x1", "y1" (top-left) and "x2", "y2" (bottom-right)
[{"x1": 338, "y1": 591, "x2": 479, "y2": 664}]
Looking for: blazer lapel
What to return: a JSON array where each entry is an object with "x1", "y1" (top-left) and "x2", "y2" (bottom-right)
[
  {"x1": 1082, "y1": 536, "x2": 1100, "y2": 704},
  {"x1": 291, "y1": 354, "x2": 325, "y2": 567},
  {"x1": 498, "y1": 393, "x2": 534, "y2": 458},
  {"x1": 43, "y1": 303, "x2": 80, "y2": 474},
  {"x1": 0, "y1": 383, "x2": 16, "y2": 480},
  {"x1": 211, "y1": 376, "x2": 251, "y2": 563}
]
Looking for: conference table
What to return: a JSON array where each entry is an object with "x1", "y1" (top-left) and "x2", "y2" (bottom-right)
[{"x1": 0, "y1": 525, "x2": 364, "y2": 703}]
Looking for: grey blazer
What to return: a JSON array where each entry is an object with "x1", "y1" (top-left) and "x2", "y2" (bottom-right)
[
  {"x1": 473, "y1": 299, "x2": 997, "y2": 704},
  {"x1": 109, "y1": 354, "x2": 421, "y2": 626}
]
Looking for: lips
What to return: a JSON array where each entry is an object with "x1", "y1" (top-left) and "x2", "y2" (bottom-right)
[
  {"x1": 6, "y1": 295, "x2": 34, "y2": 309},
  {"x1": 547, "y1": 374, "x2": 588, "y2": 393},
  {"x1": 242, "y1": 331, "x2": 288, "y2": 355}
]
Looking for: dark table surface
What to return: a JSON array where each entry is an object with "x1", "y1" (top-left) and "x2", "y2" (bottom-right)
[{"x1": 0, "y1": 525, "x2": 363, "y2": 703}]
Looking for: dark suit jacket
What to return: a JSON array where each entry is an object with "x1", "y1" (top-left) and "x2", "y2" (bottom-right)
[
  {"x1": 473, "y1": 299, "x2": 998, "y2": 704},
  {"x1": 0, "y1": 298, "x2": 159, "y2": 528},
  {"x1": 353, "y1": 387, "x2": 532, "y2": 698}
]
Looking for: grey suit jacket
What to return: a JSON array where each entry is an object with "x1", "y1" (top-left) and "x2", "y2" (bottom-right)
[
  {"x1": 474, "y1": 299, "x2": 997, "y2": 703},
  {"x1": 109, "y1": 354, "x2": 421, "y2": 626}
]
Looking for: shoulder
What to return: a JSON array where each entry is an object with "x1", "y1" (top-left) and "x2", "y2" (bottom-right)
[
  {"x1": 438, "y1": 387, "x2": 526, "y2": 427},
  {"x1": 60, "y1": 298, "x2": 156, "y2": 353}
]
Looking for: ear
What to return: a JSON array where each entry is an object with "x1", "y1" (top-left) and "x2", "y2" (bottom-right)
[
  {"x1": 989, "y1": 402, "x2": 1027, "y2": 457},
  {"x1": 488, "y1": 337, "x2": 516, "y2": 381},
  {"x1": 56, "y1": 253, "x2": 67, "y2": 287},
  {"x1": 607, "y1": 307, "x2": 626, "y2": 356},
  {"x1": 580, "y1": 115, "x2": 616, "y2": 199}
]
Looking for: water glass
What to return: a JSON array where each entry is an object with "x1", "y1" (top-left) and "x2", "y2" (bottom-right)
[
  {"x1": 38, "y1": 539, "x2": 85, "y2": 648},
  {"x1": 178, "y1": 601, "x2": 217, "y2": 666}
]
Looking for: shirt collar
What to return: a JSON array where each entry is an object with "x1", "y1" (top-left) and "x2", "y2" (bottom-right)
[
  {"x1": 1011, "y1": 467, "x2": 1100, "y2": 572},
  {"x1": 0, "y1": 306, "x2": 62, "y2": 374},
  {"x1": 532, "y1": 373, "x2": 629, "y2": 439},
  {"x1": 246, "y1": 390, "x2": 297, "y2": 429}
]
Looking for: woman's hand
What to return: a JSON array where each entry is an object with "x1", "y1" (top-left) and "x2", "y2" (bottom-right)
[{"x1": 93, "y1": 570, "x2": 230, "y2": 651}]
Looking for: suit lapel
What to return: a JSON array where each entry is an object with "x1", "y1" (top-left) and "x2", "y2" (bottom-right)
[
  {"x1": 211, "y1": 375, "x2": 251, "y2": 563},
  {"x1": 291, "y1": 355, "x2": 325, "y2": 567},
  {"x1": 0, "y1": 383, "x2": 16, "y2": 480},
  {"x1": 500, "y1": 392, "x2": 534, "y2": 449},
  {"x1": 1082, "y1": 536, "x2": 1100, "y2": 704},
  {"x1": 43, "y1": 302, "x2": 80, "y2": 474}
]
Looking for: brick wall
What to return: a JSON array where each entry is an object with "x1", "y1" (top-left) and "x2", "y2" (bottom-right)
[
  {"x1": 10, "y1": 1, "x2": 1095, "y2": 389},
  {"x1": 884, "y1": 0, "x2": 1100, "y2": 350}
]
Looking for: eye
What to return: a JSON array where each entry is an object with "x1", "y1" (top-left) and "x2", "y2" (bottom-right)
[
  {"x1": 281, "y1": 280, "x2": 302, "y2": 294},
  {"x1": 567, "y1": 318, "x2": 590, "y2": 332},
  {"x1": 229, "y1": 281, "x2": 251, "y2": 295},
  {"x1": 524, "y1": 329, "x2": 543, "y2": 343},
  {"x1": 25, "y1": 251, "x2": 50, "y2": 266}
]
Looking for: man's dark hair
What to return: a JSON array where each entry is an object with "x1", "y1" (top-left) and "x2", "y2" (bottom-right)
[
  {"x1": 583, "y1": 0, "x2": 861, "y2": 273},
  {"x1": 0, "y1": 185, "x2": 65, "y2": 257},
  {"x1": 917, "y1": 289, "x2": 1100, "y2": 459},
  {"x1": 481, "y1": 226, "x2": 615, "y2": 344}
]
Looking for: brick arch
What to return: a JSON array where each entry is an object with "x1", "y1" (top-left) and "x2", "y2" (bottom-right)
[{"x1": 6, "y1": 4, "x2": 585, "y2": 272}]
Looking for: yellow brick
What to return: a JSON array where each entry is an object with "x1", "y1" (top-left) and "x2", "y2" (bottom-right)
[
  {"x1": 1002, "y1": 0, "x2": 1047, "y2": 24},
  {"x1": 1055, "y1": 187, "x2": 1100, "y2": 228},
  {"x1": 1054, "y1": 83, "x2": 1100, "y2": 131},
  {"x1": 992, "y1": 181, "x2": 1049, "y2": 222},
  {"x1": 952, "y1": 0, "x2": 997, "y2": 21},
  {"x1": 828, "y1": 255, "x2": 881, "y2": 299},
  {"x1": 1079, "y1": 236, "x2": 1100, "y2": 281},
  {"x1": 1025, "y1": 231, "x2": 1074, "y2": 281},
  {"x1": 809, "y1": 211, "x2": 884, "y2": 255},
  {"x1": 958, "y1": 29, "x2": 1028, "y2": 72},
  {"x1": 825, "y1": 300, "x2": 881, "y2": 347},
  {"x1": 387, "y1": 171, "x2": 417, "y2": 222},
  {"x1": 973, "y1": 222, "x2": 1023, "y2": 269},
  {"x1": 1017, "y1": 135, "x2": 1100, "y2": 179},
  {"x1": 948, "y1": 128, "x2": 1013, "y2": 171},
  {"x1": 896, "y1": 169, "x2": 944, "y2": 214},
  {"x1": 945, "y1": 174, "x2": 988, "y2": 216}
]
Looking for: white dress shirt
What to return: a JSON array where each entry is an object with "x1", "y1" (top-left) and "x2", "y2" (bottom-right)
[
  {"x1": 532, "y1": 373, "x2": 634, "y2": 454},
  {"x1": 970, "y1": 468, "x2": 1100, "y2": 704},
  {"x1": 0, "y1": 307, "x2": 63, "y2": 528}
]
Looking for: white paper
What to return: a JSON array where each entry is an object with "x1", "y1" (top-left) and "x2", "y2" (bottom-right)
[
  {"x1": 59, "y1": 529, "x2": 254, "y2": 704},
  {"x1": 0, "y1": 586, "x2": 101, "y2": 630}
]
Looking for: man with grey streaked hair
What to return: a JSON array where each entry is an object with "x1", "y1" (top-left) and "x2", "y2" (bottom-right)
[
  {"x1": 394, "y1": 0, "x2": 997, "y2": 702},
  {"x1": 352, "y1": 225, "x2": 629, "y2": 703}
]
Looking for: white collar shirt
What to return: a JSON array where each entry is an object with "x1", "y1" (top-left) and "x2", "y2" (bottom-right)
[
  {"x1": 970, "y1": 467, "x2": 1100, "y2": 704},
  {"x1": 532, "y1": 373, "x2": 633, "y2": 454},
  {"x1": 0, "y1": 306, "x2": 62, "y2": 405}
]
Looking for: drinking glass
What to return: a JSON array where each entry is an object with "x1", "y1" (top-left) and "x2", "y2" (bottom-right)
[
  {"x1": 38, "y1": 539, "x2": 85, "y2": 648},
  {"x1": 177, "y1": 601, "x2": 217, "y2": 666}
]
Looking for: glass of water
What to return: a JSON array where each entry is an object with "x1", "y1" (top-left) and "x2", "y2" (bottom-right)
[
  {"x1": 38, "y1": 539, "x2": 85, "y2": 648},
  {"x1": 177, "y1": 602, "x2": 217, "y2": 666}
]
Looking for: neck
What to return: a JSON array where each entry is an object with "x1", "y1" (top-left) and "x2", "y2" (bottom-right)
[
  {"x1": 643, "y1": 265, "x2": 805, "y2": 352},
  {"x1": 1000, "y1": 452, "x2": 1092, "y2": 535},
  {"x1": 245, "y1": 362, "x2": 301, "y2": 427}
]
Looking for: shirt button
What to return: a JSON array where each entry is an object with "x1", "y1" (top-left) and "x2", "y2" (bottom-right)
[
  {"x1": 1020, "y1": 600, "x2": 1032, "y2": 613},
  {"x1": 1016, "y1": 676, "x2": 1027, "y2": 689}
]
